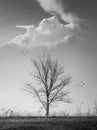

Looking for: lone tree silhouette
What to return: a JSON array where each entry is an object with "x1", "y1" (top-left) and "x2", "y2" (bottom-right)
[{"x1": 23, "y1": 53, "x2": 71, "y2": 118}]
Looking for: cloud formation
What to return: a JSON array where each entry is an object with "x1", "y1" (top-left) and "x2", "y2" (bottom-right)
[
  {"x1": 8, "y1": 0, "x2": 81, "y2": 48},
  {"x1": 36, "y1": 0, "x2": 81, "y2": 28},
  {"x1": 10, "y1": 16, "x2": 79, "y2": 48}
]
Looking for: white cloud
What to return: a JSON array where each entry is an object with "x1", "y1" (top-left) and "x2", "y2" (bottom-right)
[
  {"x1": 9, "y1": 16, "x2": 79, "y2": 48},
  {"x1": 2, "y1": 0, "x2": 82, "y2": 48},
  {"x1": 36, "y1": 0, "x2": 81, "y2": 28}
]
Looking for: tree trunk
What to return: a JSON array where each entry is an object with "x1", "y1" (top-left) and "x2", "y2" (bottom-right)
[{"x1": 46, "y1": 97, "x2": 49, "y2": 118}]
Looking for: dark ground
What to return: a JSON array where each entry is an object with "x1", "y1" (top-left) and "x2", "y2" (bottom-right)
[{"x1": 0, "y1": 116, "x2": 97, "y2": 130}]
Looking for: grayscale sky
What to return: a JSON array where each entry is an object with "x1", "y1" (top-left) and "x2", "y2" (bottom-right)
[{"x1": 0, "y1": 0, "x2": 97, "y2": 115}]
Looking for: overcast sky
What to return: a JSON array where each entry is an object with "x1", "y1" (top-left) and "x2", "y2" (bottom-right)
[{"x1": 0, "y1": 0, "x2": 97, "y2": 115}]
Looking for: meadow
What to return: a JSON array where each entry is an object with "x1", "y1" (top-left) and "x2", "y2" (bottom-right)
[{"x1": 0, "y1": 116, "x2": 97, "y2": 130}]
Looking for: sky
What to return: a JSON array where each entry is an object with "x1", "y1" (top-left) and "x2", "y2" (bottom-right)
[{"x1": 0, "y1": 0, "x2": 97, "y2": 115}]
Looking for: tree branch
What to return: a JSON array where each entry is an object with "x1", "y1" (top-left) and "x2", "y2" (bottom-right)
[{"x1": 25, "y1": 83, "x2": 47, "y2": 110}]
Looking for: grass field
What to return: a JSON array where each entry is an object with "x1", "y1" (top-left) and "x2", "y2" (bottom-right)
[{"x1": 0, "y1": 116, "x2": 97, "y2": 130}]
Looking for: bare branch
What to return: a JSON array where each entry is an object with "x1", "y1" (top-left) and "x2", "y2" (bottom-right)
[{"x1": 25, "y1": 83, "x2": 46, "y2": 110}]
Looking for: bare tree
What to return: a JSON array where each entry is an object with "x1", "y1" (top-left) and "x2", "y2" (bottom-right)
[{"x1": 23, "y1": 53, "x2": 71, "y2": 118}]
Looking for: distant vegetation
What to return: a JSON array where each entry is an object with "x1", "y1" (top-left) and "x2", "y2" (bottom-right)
[
  {"x1": 0, "y1": 101, "x2": 97, "y2": 117},
  {"x1": 0, "y1": 108, "x2": 21, "y2": 117}
]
